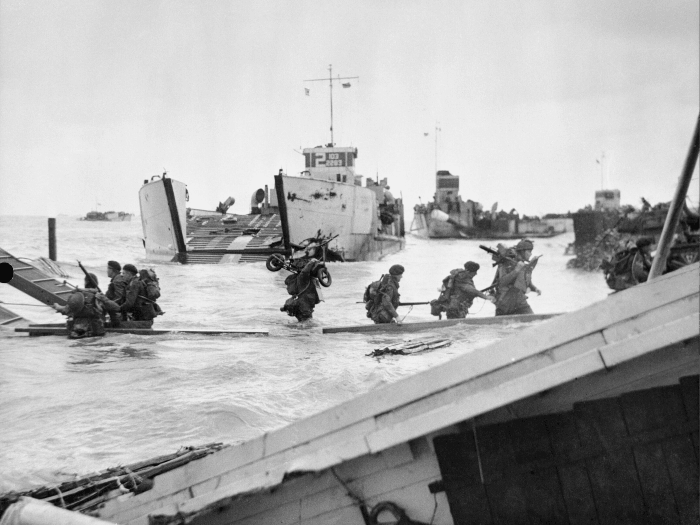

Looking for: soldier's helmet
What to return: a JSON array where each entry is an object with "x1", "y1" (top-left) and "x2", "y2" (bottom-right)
[
  {"x1": 515, "y1": 239, "x2": 534, "y2": 252},
  {"x1": 464, "y1": 261, "x2": 480, "y2": 272},
  {"x1": 389, "y1": 264, "x2": 405, "y2": 275},
  {"x1": 67, "y1": 292, "x2": 85, "y2": 314}
]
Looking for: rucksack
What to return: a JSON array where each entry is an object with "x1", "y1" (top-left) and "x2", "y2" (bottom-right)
[
  {"x1": 143, "y1": 269, "x2": 161, "y2": 300},
  {"x1": 363, "y1": 275, "x2": 386, "y2": 312},
  {"x1": 285, "y1": 273, "x2": 300, "y2": 296},
  {"x1": 430, "y1": 269, "x2": 461, "y2": 317},
  {"x1": 601, "y1": 248, "x2": 637, "y2": 291}
]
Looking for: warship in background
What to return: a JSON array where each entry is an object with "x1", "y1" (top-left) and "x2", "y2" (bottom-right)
[
  {"x1": 410, "y1": 170, "x2": 571, "y2": 239},
  {"x1": 80, "y1": 210, "x2": 133, "y2": 222}
]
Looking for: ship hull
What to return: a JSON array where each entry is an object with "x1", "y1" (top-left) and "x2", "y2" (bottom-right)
[
  {"x1": 277, "y1": 175, "x2": 404, "y2": 261},
  {"x1": 412, "y1": 211, "x2": 570, "y2": 239}
]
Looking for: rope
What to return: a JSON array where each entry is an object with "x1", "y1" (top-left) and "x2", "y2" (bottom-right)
[
  {"x1": 399, "y1": 305, "x2": 414, "y2": 323},
  {"x1": 54, "y1": 486, "x2": 66, "y2": 508}
]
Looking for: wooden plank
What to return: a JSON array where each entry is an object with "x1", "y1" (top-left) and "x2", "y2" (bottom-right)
[
  {"x1": 601, "y1": 293, "x2": 698, "y2": 344},
  {"x1": 322, "y1": 313, "x2": 561, "y2": 334},
  {"x1": 600, "y1": 313, "x2": 699, "y2": 368},
  {"x1": 365, "y1": 351, "x2": 605, "y2": 454},
  {"x1": 479, "y1": 340, "x2": 698, "y2": 425},
  {"x1": 574, "y1": 397, "x2": 646, "y2": 524},
  {"x1": 475, "y1": 421, "x2": 526, "y2": 525},
  {"x1": 620, "y1": 386, "x2": 683, "y2": 523},
  {"x1": 545, "y1": 413, "x2": 599, "y2": 525},
  {"x1": 511, "y1": 416, "x2": 569, "y2": 524},
  {"x1": 679, "y1": 375, "x2": 699, "y2": 458},
  {"x1": 433, "y1": 433, "x2": 493, "y2": 523}
]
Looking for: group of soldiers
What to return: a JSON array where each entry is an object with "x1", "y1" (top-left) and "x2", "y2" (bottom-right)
[
  {"x1": 52, "y1": 260, "x2": 161, "y2": 339},
  {"x1": 280, "y1": 238, "x2": 541, "y2": 324},
  {"x1": 363, "y1": 238, "x2": 541, "y2": 325}
]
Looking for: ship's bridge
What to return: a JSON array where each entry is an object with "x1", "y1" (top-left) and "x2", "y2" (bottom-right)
[{"x1": 302, "y1": 146, "x2": 360, "y2": 185}]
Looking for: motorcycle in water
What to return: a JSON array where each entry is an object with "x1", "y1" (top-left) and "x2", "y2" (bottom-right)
[{"x1": 265, "y1": 235, "x2": 338, "y2": 287}]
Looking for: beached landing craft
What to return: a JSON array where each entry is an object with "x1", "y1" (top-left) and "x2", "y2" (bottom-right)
[{"x1": 411, "y1": 170, "x2": 572, "y2": 239}]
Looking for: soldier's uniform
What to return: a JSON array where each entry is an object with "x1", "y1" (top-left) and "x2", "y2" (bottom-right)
[
  {"x1": 370, "y1": 264, "x2": 404, "y2": 324},
  {"x1": 495, "y1": 239, "x2": 540, "y2": 316}
]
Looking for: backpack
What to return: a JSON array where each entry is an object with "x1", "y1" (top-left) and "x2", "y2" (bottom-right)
[
  {"x1": 143, "y1": 269, "x2": 161, "y2": 301},
  {"x1": 601, "y1": 248, "x2": 637, "y2": 291},
  {"x1": 363, "y1": 275, "x2": 386, "y2": 314},
  {"x1": 285, "y1": 273, "x2": 300, "y2": 296},
  {"x1": 430, "y1": 269, "x2": 461, "y2": 317}
]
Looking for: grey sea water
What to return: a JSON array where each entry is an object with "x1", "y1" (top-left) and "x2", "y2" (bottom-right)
[{"x1": 0, "y1": 215, "x2": 610, "y2": 492}]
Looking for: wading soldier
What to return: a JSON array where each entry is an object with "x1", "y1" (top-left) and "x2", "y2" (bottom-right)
[
  {"x1": 494, "y1": 239, "x2": 541, "y2": 316},
  {"x1": 368, "y1": 264, "x2": 404, "y2": 324},
  {"x1": 442, "y1": 261, "x2": 495, "y2": 319}
]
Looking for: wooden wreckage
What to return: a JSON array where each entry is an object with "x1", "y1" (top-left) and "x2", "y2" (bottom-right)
[{"x1": 2, "y1": 262, "x2": 697, "y2": 524}]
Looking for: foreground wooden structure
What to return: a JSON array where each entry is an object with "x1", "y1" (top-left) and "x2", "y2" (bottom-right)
[{"x1": 3, "y1": 262, "x2": 691, "y2": 524}]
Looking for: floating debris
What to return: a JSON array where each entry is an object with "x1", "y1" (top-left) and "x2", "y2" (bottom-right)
[{"x1": 366, "y1": 337, "x2": 452, "y2": 357}]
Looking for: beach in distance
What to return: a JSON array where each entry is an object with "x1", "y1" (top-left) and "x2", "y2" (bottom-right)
[{"x1": 0, "y1": 215, "x2": 611, "y2": 493}]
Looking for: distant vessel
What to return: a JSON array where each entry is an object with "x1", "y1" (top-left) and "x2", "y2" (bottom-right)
[
  {"x1": 80, "y1": 210, "x2": 133, "y2": 222},
  {"x1": 411, "y1": 170, "x2": 570, "y2": 239}
]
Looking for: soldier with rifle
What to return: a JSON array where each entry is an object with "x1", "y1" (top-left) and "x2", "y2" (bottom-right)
[
  {"x1": 483, "y1": 239, "x2": 542, "y2": 316},
  {"x1": 120, "y1": 263, "x2": 158, "y2": 328}
]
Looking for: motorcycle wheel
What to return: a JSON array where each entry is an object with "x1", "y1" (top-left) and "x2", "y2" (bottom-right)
[
  {"x1": 266, "y1": 254, "x2": 285, "y2": 272},
  {"x1": 317, "y1": 267, "x2": 332, "y2": 287}
]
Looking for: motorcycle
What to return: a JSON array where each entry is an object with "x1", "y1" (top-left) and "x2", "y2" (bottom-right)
[{"x1": 266, "y1": 235, "x2": 337, "y2": 287}]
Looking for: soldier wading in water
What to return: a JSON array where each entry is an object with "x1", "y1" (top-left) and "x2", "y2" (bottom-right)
[
  {"x1": 431, "y1": 261, "x2": 496, "y2": 319},
  {"x1": 280, "y1": 259, "x2": 325, "y2": 322},
  {"x1": 52, "y1": 273, "x2": 121, "y2": 339},
  {"x1": 493, "y1": 239, "x2": 542, "y2": 316},
  {"x1": 364, "y1": 264, "x2": 405, "y2": 324}
]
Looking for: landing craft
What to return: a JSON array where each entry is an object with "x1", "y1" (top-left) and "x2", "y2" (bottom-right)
[{"x1": 139, "y1": 66, "x2": 405, "y2": 265}]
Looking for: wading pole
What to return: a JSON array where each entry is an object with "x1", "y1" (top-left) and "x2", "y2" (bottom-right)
[
  {"x1": 48, "y1": 218, "x2": 56, "y2": 261},
  {"x1": 648, "y1": 113, "x2": 700, "y2": 280}
]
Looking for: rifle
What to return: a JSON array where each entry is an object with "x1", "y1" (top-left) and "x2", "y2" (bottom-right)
[
  {"x1": 479, "y1": 245, "x2": 517, "y2": 267},
  {"x1": 77, "y1": 260, "x2": 101, "y2": 292},
  {"x1": 398, "y1": 301, "x2": 431, "y2": 306},
  {"x1": 479, "y1": 245, "x2": 542, "y2": 269}
]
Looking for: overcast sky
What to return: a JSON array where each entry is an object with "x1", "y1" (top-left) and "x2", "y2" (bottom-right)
[{"x1": 1, "y1": 0, "x2": 698, "y2": 218}]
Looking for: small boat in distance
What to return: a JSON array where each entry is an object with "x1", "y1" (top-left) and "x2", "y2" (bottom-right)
[{"x1": 80, "y1": 210, "x2": 133, "y2": 221}]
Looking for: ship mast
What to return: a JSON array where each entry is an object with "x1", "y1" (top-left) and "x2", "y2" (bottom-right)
[
  {"x1": 304, "y1": 65, "x2": 358, "y2": 146},
  {"x1": 434, "y1": 121, "x2": 441, "y2": 175}
]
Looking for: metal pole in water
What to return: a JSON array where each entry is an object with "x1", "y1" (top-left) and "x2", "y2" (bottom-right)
[{"x1": 48, "y1": 218, "x2": 56, "y2": 261}]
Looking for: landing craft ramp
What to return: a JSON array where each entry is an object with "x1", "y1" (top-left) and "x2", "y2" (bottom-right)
[
  {"x1": 0, "y1": 247, "x2": 73, "y2": 306},
  {"x1": 183, "y1": 213, "x2": 284, "y2": 264}
]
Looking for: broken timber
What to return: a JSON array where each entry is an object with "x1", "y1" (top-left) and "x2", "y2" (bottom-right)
[{"x1": 323, "y1": 312, "x2": 561, "y2": 334}]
